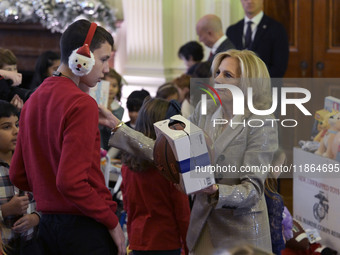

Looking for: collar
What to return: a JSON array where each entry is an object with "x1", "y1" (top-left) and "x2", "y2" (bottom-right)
[
  {"x1": 210, "y1": 106, "x2": 243, "y2": 130},
  {"x1": 244, "y1": 11, "x2": 264, "y2": 28},
  {"x1": 229, "y1": 115, "x2": 244, "y2": 129},
  {"x1": 53, "y1": 71, "x2": 78, "y2": 86},
  {"x1": 211, "y1": 35, "x2": 227, "y2": 54}
]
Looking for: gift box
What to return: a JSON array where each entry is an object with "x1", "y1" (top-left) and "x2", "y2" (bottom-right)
[{"x1": 154, "y1": 115, "x2": 215, "y2": 194}]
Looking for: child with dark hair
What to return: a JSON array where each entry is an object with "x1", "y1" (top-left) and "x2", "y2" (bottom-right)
[
  {"x1": 178, "y1": 41, "x2": 204, "y2": 75},
  {"x1": 126, "y1": 89, "x2": 150, "y2": 129},
  {"x1": 121, "y1": 98, "x2": 190, "y2": 255},
  {"x1": 29, "y1": 51, "x2": 60, "y2": 89},
  {"x1": 0, "y1": 100, "x2": 41, "y2": 255},
  {"x1": 0, "y1": 48, "x2": 24, "y2": 108}
]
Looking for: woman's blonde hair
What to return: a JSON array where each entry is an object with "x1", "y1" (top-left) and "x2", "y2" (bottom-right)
[{"x1": 211, "y1": 49, "x2": 272, "y2": 117}]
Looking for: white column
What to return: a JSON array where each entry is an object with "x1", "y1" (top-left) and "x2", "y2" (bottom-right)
[
  {"x1": 122, "y1": 0, "x2": 164, "y2": 85},
  {"x1": 116, "y1": 0, "x2": 236, "y2": 93}
]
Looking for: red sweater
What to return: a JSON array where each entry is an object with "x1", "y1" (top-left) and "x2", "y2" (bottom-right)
[
  {"x1": 10, "y1": 77, "x2": 118, "y2": 229},
  {"x1": 121, "y1": 165, "x2": 190, "y2": 251}
]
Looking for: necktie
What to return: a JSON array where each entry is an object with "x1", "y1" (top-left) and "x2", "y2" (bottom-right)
[{"x1": 244, "y1": 21, "x2": 253, "y2": 49}]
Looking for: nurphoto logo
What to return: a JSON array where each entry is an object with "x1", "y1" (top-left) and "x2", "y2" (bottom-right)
[{"x1": 200, "y1": 84, "x2": 312, "y2": 128}]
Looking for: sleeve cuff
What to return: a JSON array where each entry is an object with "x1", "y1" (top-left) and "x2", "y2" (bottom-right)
[{"x1": 32, "y1": 211, "x2": 42, "y2": 219}]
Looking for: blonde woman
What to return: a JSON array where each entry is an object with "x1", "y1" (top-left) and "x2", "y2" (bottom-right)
[
  {"x1": 100, "y1": 50, "x2": 279, "y2": 254},
  {"x1": 186, "y1": 49, "x2": 277, "y2": 254}
]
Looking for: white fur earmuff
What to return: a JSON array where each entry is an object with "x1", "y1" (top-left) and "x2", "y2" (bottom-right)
[{"x1": 68, "y1": 44, "x2": 95, "y2": 76}]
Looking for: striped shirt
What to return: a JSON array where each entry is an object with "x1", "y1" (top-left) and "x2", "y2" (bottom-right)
[{"x1": 0, "y1": 161, "x2": 39, "y2": 245}]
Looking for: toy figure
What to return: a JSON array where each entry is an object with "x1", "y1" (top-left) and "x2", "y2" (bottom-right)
[
  {"x1": 331, "y1": 129, "x2": 340, "y2": 161},
  {"x1": 315, "y1": 112, "x2": 340, "y2": 159},
  {"x1": 313, "y1": 110, "x2": 338, "y2": 142}
]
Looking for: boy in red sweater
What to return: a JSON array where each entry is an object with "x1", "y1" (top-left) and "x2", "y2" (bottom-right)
[{"x1": 9, "y1": 20, "x2": 125, "y2": 255}]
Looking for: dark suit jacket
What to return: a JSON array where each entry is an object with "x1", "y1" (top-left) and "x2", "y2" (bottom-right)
[
  {"x1": 226, "y1": 14, "x2": 289, "y2": 78},
  {"x1": 208, "y1": 38, "x2": 235, "y2": 62}
]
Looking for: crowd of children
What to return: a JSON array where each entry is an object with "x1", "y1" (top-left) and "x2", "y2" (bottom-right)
[{"x1": 0, "y1": 18, "x2": 297, "y2": 255}]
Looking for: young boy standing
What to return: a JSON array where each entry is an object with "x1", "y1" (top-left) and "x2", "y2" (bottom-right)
[
  {"x1": 0, "y1": 100, "x2": 40, "y2": 255},
  {"x1": 9, "y1": 20, "x2": 125, "y2": 255}
]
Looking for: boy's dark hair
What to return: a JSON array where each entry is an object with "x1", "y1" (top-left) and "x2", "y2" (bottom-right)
[
  {"x1": 0, "y1": 100, "x2": 19, "y2": 118},
  {"x1": 126, "y1": 89, "x2": 150, "y2": 112},
  {"x1": 60, "y1": 20, "x2": 114, "y2": 64},
  {"x1": 178, "y1": 41, "x2": 204, "y2": 61}
]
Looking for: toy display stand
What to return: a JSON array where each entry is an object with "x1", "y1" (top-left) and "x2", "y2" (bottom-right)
[
  {"x1": 293, "y1": 148, "x2": 340, "y2": 252},
  {"x1": 101, "y1": 156, "x2": 122, "y2": 195}
]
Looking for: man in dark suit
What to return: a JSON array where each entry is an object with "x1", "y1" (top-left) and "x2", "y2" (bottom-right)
[
  {"x1": 226, "y1": 0, "x2": 289, "y2": 78},
  {"x1": 196, "y1": 14, "x2": 234, "y2": 63}
]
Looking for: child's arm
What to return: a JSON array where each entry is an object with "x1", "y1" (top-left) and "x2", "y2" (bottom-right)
[
  {"x1": 0, "y1": 194, "x2": 29, "y2": 218},
  {"x1": 0, "y1": 70, "x2": 22, "y2": 87},
  {"x1": 12, "y1": 213, "x2": 40, "y2": 233}
]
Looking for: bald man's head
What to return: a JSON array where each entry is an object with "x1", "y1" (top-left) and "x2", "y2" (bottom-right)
[{"x1": 196, "y1": 14, "x2": 224, "y2": 48}]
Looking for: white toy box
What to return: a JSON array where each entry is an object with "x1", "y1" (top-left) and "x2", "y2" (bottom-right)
[{"x1": 154, "y1": 115, "x2": 215, "y2": 194}]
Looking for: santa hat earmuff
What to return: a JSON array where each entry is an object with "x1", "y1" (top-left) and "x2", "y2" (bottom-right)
[{"x1": 68, "y1": 22, "x2": 97, "y2": 76}]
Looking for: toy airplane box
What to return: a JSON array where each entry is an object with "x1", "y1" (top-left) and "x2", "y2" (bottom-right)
[{"x1": 154, "y1": 115, "x2": 215, "y2": 194}]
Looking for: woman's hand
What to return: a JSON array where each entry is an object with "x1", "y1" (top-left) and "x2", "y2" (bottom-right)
[{"x1": 197, "y1": 184, "x2": 218, "y2": 195}]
